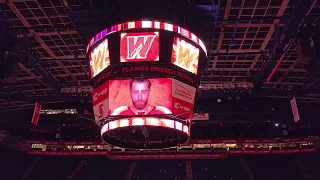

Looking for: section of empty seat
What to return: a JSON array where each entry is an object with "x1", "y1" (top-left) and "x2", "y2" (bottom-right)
[
  {"x1": 0, "y1": 149, "x2": 319, "y2": 180},
  {"x1": 25, "y1": 156, "x2": 82, "y2": 180},
  {"x1": 192, "y1": 157, "x2": 248, "y2": 180},
  {"x1": 299, "y1": 153, "x2": 320, "y2": 179},
  {"x1": 131, "y1": 160, "x2": 186, "y2": 180},
  {"x1": 0, "y1": 150, "x2": 35, "y2": 180},
  {"x1": 73, "y1": 156, "x2": 131, "y2": 180},
  {"x1": 245, "y1": 155, "x2": 304, "y2": 180}
]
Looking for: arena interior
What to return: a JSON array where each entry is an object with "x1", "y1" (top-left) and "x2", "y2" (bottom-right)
[{"x1": 1, "y1": 0, "x2": 320, "y2": 179}]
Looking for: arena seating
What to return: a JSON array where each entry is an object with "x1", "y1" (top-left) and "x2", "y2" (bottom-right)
[
  {"x1": 245, "y1": 155, "x2": 304, "y2": 180},
  {"x1": 73, "y1": 157, "x2": 131, "y2": 180},
  {"x1": 0, "y1": 148, "x2": 319, "y2": 180},
  {"x1": 131, "y1": 160, "x2": 186, "y2": 180},
  {"x1": 192, "y1": 157, "x2": 248, "y2": 180}
]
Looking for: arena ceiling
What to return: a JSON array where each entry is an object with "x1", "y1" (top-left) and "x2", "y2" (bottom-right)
[{"x1": 1, "y1": 0, "x2": 320, "y2": 116}]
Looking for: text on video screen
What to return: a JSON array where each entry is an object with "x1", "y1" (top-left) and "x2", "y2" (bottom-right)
[
  {"x1": 171, "y1": 78, "x2": 196, "y2": 119},
  {"x1": 91, "y1": 81, "x2": 109, "y2": 121}
]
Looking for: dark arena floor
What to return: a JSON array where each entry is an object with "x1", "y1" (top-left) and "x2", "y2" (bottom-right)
[
  {"x1": 0, "y1": 148, "x2": 320, "y2": 180},
  {"x1": 1, "y1": 0, "x2": 320, "y2": 180}
]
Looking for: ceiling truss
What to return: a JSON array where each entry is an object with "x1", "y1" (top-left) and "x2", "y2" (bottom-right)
[{"x1": 1, "y1": 0, "x2": 320, "y2": 115}]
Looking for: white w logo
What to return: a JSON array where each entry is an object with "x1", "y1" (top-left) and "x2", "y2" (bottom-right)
[{"x1": 127, "y1": 35, "x2": 156, "y2": 59}]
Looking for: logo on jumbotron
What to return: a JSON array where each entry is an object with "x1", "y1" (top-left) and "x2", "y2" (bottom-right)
[
  {"x1": 174, "y1": 102, "x2": 191, "y2": 112},
  {"x1": 89, "y1": 39, "x2": 110, "y2": 78},
  {"x1": 126, "y1": 35, "x2": 156, "y2": 59},
  {"x1": 121, "y1": 32, "x2": 159, "y2": 62},
  {"x1": 171, "y1": 37, "x2": 199, "y2": 75},
  {"x1": 92, "y1": 88, "x2": 108, "y2": 103}
]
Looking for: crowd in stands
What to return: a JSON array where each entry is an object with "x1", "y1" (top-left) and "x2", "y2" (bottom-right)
[{"x1": 0, "y1": 147, "x2": 319, "y2": 180}]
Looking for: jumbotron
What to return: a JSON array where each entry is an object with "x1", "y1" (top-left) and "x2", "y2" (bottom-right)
[{"x1": 87, "y1": 21, "x2": 207, "y2": 149}]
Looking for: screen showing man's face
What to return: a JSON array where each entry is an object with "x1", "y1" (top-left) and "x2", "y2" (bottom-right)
[{"x1": 130, "y1": 81, "x2": 150, "y2": 110}]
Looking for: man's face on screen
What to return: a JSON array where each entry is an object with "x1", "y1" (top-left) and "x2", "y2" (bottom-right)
[{"x1": 130, "y1": 81, "x2": 150, "y2": 110}]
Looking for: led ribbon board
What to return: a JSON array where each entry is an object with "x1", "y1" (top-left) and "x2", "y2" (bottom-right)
[
  {"x1": 100, "y1": 117, "x2": 189, "y2": 149},
  {"x1": 87, "y1": 21, "x2": 207, "y2": 78},
  {"x1": 87, "y1": 21, "x2": 207, "y2": 55}
]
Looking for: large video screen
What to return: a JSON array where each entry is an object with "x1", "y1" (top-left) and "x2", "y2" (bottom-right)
[
  {"x1": 171, "y1": 37, "x2": 200, "y2": 75},
  {"x1": 89, "y1": 38, "x2": 110, "y2": 78},
  {"x1": 109, "y1": 78, "x2": 172, "y2": 116},
  {"x1": 91, "y1": 81, "x2": 109, "y2": 120},
  {"x1": 120, "y1": 32, "x2": 159, "y2": 62}
]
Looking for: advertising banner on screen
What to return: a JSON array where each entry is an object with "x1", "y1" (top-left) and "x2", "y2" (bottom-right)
[
  {"x1": 91, "y1": 81, "x2": 109, "y2": 120},
  {"x1": 89, "y1": 38, "x2": 110, "y2": 78},
  {"x1": 93, "y1": 63, "x2": 198, "y2": 88},
  {"x1": 109, "y1": 78, "x2": 172, "y2": 116},
  {"x1": 171, "y1": 37, "x2": 200, "y2": 75},
  {"x1": 192, "y1": 113, "x2": 209, "y2": 120},
  {"x1": 172, "y1": 79, "x2": 196, "y2": 119},
  {"x1": 120, "y1": 32, "x2": 159, "y2": 62}
]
